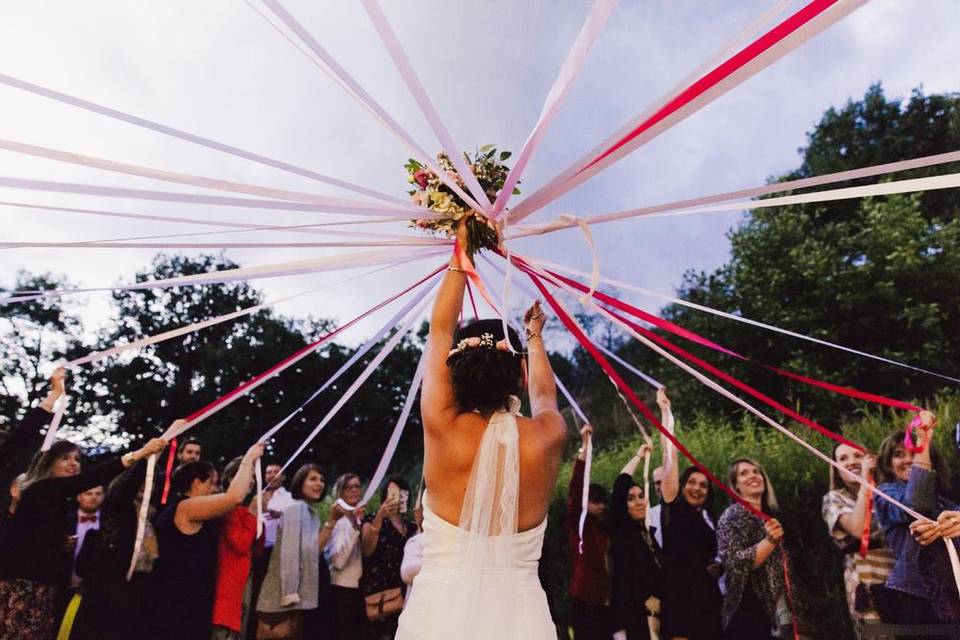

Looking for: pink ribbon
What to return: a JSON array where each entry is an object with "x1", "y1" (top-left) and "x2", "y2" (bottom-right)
[{"x1": 903, "y1": 414, "x2": 927, "y2": 453}]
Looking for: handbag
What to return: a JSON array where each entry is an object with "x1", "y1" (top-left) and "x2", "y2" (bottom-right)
[
  {"x1": 364, "y1": 587, "x2": 405, "y2": 622},
  {"x1": 256, "y1": 610, "x2": 304, "y2": 640}
]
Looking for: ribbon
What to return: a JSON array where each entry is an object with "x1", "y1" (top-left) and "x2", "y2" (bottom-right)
[
  {"x1": 3, "y1": 247, "x2": 444, "y2": 305},
  {"x1": 507, "y1": 0, "x2": 869, "y2": 223},
  {"x1": 0, "y1": 138, "x2": 415, "y2": 216},
  {"x1": 40, "y1": 393, "x2": 69, "y2": 451},
  {"x1": 453, "y1": 238, "x2": 500, "y2": 312},
  {"x1": 0, "y1": 73, "x2": 408, "y2": 207},
  {"x1": 55, "y1": 592, "x2": 82, "y2": 640},
  {"x1": 160, "y1": 437, "x2": 177, "y2": 506},
  {"x1": 596, "y1": 342, "x2": 663, "y2": 389},
  {"x1": 490, "y1": 0, "x2": 619, "y2": 218},
  {"x1": 903, "y1": 414, "x2": 927, "y2": 453},
  {"x1": 465, "y1": 278, "x2": 479, "y2": 321},
  {"x1": 255, "y1": 458, "x2": 264, "y2": 540},
  {"x1": 358, "y1": 353, "x2": 427, "y2": 507},
  {"x1": 538, "y1": 262, "x2": 921, "y2": 412},
  {"x1": 1, "y1": 239, "x2": 447, "y2": 250},
  {"x1": 556, "y1": 214, "x2": 600, "y2": 305},
  {"x1": 258, "y1": 0, "x2": 485, "y2": 216},
  {"x1": 278, "y1": 288, "x2": 435, "y2": 473},
  {"x1": 509, "y1": 151, "x2": 960, "y2": 239},
  {"x1": 578, "y1": 432, "x2": 593, "y2": 556},
  {"x1": 529, "y1": 255, "x2": 960, "y2": 385},
  {"x1": 163, "y1": 265, "x2": 443, "y2": 442},
  {"x1": 859, "y1": 480, "x2": 873, "y2": 559},
  {"x1": 127, "y1": 452, "x2": 157, "y2": 580},
  {"x1": 361, "y1": 0, "x2": 492, "y2": 214},
  {"x1": 257, "y1": 274, "x2": 440, "y2": 445}
]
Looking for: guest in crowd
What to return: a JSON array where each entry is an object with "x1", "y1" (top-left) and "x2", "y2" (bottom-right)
[
  {"x1": 0, "y1": 427, "x2": 165, "y2": 640},
  {"x1": 361, "y1": 476, "x2": 415, "y2": 640},
  {"x1": 211, "y1": 456, "x2": 264, "y2": 640},
  {"x1": 0, "y1": 368, "x2": 66, "y2": 497},
  {"x1": 717, "y1": 458, "x2": 792, "y2": 639},
  {"x1": 647, "y1": 466, "x2": 665, "y2": 547},
  {"x1": 874, "y1": 411, "x2": 960, "y2": 623},
  {"x1": 566, "y1": 423, "x2": 613, "y2": 640},
  {"x1": 609, "y1": 439, "x2": 660, "y2": 640},
  {"x1": 656, "y1": 389, "x2": 722, "y2": 640},
  {"x1": 0, "y1": 473, "x2": 25, "y2": 538},
  {"x1": 821, "y1": 442, "x2": 894, "y2": 628},
  {"x1": 153, "y1": 437, "x2": 204, "y2": 508},
  {"x1": 69, "y1": 485, "x2": 104, "y2": 588},
  {"x1": 257, "y1": 463, "x2": 341, "y2": 640},
  {"x1": 399, "y1": 500, "x2": 424, "y2": 607},
  {"x1": 249, "y1": 461, "x2": 296, "y2": 637},
  {"x1": 178, "y1": 438, "x2": 203, "y2": 464},
  {"x1": 326, "y1": 472, "x2": 366, "y2": 640},
  {"x1": 152, "y1": 441, "x2": 263, "y2": 640},
  {"x1": 71, "y1": 455, "x2": 161, "y2": 640}
]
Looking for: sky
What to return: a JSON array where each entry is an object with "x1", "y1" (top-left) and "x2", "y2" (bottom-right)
[{"x1": 1, "y1": 0, "x2": 959, "y2": 354}]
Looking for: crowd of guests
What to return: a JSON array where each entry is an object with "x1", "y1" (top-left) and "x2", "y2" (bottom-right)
[
  {"x1": 565, "y1": 389, "x2": 960, "y2": 639},
  {"x1": 0, "y1": 370, "x2": 424, "y2": 640},
  {"x1": 2, "y1": 369, "x2": 960, "y2": 639}
]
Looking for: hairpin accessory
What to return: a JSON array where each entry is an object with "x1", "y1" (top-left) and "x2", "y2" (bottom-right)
[{"x1": 447, "y1": 332, "x2": 514, "y2": 358}]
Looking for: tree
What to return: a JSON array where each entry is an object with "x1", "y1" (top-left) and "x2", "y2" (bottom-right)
[
  {"x1": 0, "y1": 271, "x2": 85, "y2": 427},
  {"x1": 651, "y1": 85, "x2": 960, "y2": 422}
]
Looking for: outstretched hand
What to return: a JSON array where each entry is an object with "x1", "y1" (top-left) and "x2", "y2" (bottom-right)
[
  {"x1": 656, "y1": 387, "x2": 671, "y2": 413},
  {"x1": 523, "y1": 300, "x2": 546, "y2": 335}
]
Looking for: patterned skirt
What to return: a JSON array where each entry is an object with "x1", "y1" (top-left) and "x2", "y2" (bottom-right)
[{"x1": 0, "y1": 578, "x2": 56, "y2": 640}]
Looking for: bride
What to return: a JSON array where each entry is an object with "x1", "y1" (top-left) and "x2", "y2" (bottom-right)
[{"x1": 396, "y1": 219, "x2": 567, "y2": 639}]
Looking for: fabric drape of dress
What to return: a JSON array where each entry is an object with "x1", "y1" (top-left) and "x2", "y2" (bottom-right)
[{"x1": 396, "y1": 397, "x2": 556, "y2": 640}]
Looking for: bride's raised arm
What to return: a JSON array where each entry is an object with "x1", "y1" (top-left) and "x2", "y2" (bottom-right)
[{"x1": 421, "y1": 220, "x2": 470, "y2": 433}]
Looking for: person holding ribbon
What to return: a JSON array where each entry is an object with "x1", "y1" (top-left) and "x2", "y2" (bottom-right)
[
  {"x1": 0, "y1": 367, "x2": 65, "y2": 496},
  {"x1": 566, "y1": 423, "x2": 613, "y2": 640},
  {"x1": 609, "y1": 439, "x2": 660, "y2": 640},
  {"x1": 326, "y1": 472, "x2": 367, "y2": 640},
  {"x1": 874, "y1": 411, "x2": 960, "y2": 624},
  {"x1": 0, "y1": 426, "x2": 166, "y2": 640},
  {"x1": 656, "y1": 388, "x2": 723, "y2": 640},
  {"x1": 821, "y1": 443, "x2": 894, "y2": 629},
  {"x1": 717, "y1": 458, "x2": 792, "y2": 639},
  {"x1": 152, "y1": 441, "x2": 263, "y2": 640}
]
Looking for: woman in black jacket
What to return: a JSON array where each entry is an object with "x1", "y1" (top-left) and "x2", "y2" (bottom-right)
[
  {"x1": 71, "y1": 456, "x2": 161, "y2": 640},
  {"x1": 0, "y1": 421, "x2": 165, "y2": 640},
  {"x1": 609, "y1": 440, "x2": 661, "y2": 640}
]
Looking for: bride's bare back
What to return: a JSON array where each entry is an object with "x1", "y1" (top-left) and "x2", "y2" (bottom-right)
[{"x1": 421, "y1": 238, "x2": 567, "y2": 533}]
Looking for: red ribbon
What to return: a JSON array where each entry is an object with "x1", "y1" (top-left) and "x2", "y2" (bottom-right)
[
  {"x1": 160, "y1": 437, "x2": 177, "y2": 505},
  {"x1": 860, "y1": 481, "x2": 874, "y2": 559},
  {"x1": 582, "y1": 0, "x2": 842, "y2": 173},
  {"x1": 541, "y1": 265, "x2": 920, "y2": 412},
  {"x1": 904, "y1": 414, "x2": 927, "y2": 453},
  {"x1": 465, "y1": 276, "x2": 480, "y2": 321}
]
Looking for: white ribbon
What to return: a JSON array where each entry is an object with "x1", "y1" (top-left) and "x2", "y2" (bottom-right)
[
  {"x1": 3, "y1": 247, "x2": 444, "y2": 304},
  {"x1": 358, "y1": 352, "x2": 427, "y2": 508},
  {"x1": 1, "y1": 239, "x2": 446, "y2": 250},
  {"x1": 126, "y1": 452, "x2": 156, "y2": 581},
  {"x1": 521, "y1": 254, "x2": 960, "y2": 385},
  {"x1": 277, "y1": 289, "x2": 435, "y2": 473},
  {"x1": 506, "y1": 0, "x2": 870, "y2": 223},
  {"x1": 577, "y1": 432, "x2": 593, "y2": 555},
  {"x1": 596, "y1": 342, "x2": 663, "y2": 389},
  {"x1": 0, "y1": 72, "x2": 408, "y2": 207},
  {"x1": 360, "y1": 0, "x2": 492, "y2": 214},
  {"x1": 40, "y1": 394, "x2": 69, "y2": 451},
  {"x1": 258, "y1": 277, "x2": 437, "y2": 444},
  {"x1": 491, "y1": 0, "x2": 619, "y2": 218},
  {"x1": 257, "y1": 0, "x2": 485, "y2": 215},
  {"x1": 0, "y1": 138, "x2": 415, "y2": 216},
  {"x1": 556, "y1": 213, "x2": 600, "y2": 304}
]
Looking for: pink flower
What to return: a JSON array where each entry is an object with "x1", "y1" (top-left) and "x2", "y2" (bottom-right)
[{"x1": 413, "y1": 170, "x2": 430, "y2": 189}]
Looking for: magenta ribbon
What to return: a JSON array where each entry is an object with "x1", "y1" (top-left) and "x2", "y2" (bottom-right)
[{"x1": 903, "y1": 415, "x2": 927, "y2": 453}]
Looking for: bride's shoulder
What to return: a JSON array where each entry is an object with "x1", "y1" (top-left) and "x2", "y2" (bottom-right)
[{"x1": 518, "y1": 411, "x2": 567, "y2": 448}]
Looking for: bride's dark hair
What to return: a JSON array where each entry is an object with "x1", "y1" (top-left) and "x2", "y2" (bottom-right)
[{"x1": 446, "y1": 319, "x2": 524, "y2": 414}]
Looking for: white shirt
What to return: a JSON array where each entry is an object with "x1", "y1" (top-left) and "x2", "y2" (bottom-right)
[
  {"x1": 263, "y1": 487, "x2": 295, "y2": 548},
  {"x1": 325, "y1": 515, "x2": 363, "y2": 588}
]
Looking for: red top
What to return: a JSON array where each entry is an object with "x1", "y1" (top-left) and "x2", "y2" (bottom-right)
[
  {"x1": 211, "y1": 505, "x2": 258, "y2": 631},
  {"x1": 566, "y1": 458, "x2": 611, "y2": 607}
]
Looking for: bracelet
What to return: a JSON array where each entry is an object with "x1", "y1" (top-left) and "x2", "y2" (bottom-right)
[
  {"x1": 525, "y1": 332, "x2": 541, "y2": 341},
  {"x1": 323, "y1": 521, "x2": 336, "y2": 530},
  {"x1": 447, "y1": 266, "x2": 466, "y2": 273}
]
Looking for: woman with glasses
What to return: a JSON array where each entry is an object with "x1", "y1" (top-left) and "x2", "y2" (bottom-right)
[{"x1": 326, "y1": 473, "x2": 366, "y2": 640}]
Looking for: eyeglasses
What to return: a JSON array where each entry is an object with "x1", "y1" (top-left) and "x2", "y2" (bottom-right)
[{"x1": 344, "y1": 483, "x2": 362, "y2": 490}]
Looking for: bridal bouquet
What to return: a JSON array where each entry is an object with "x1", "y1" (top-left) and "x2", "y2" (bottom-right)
[{"x1": 406, "y1": 145, "x2": 519, "y2": 258}]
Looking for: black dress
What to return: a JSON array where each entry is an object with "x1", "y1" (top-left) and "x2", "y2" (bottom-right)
[
  {"x1": 609, "y1": 473, "x2": 661, "y2": 640},
  {"x1": 71, "y1": 460, "x2": 158, "y2": 640},
  {"x1": 153, "y1": 498, "x2": 220, "y2": 640},
  {"x1": 360, "y1": 515, "x2": 414, "y2": 640},
  {"x1": 660, "y1": 498, "x2": 723, "y2": 640}
]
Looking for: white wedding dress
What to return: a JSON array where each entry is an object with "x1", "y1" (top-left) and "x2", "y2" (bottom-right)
[{"x1": 396, "y1": 397, "x2": 556, "y2": 640}]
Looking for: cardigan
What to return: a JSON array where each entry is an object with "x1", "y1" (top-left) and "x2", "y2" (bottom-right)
[{"x1": 566, "y1": 458, "x2": 611, "y2": 607}]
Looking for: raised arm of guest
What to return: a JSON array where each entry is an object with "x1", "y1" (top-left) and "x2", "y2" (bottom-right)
[
  {"x1": 656, "y1": 388, "x2": 681, "y2": 504},
  {"x1": 175, "y1": 441, "x2": 263, "y2": 530},
  {"x1": 0, "y1": 368, "x2": 65, "y2": 479}
]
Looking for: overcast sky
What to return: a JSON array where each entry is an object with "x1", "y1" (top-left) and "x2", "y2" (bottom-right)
[{"x1": 2, "y1": 0, "x2": 958, "y2": 351}]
